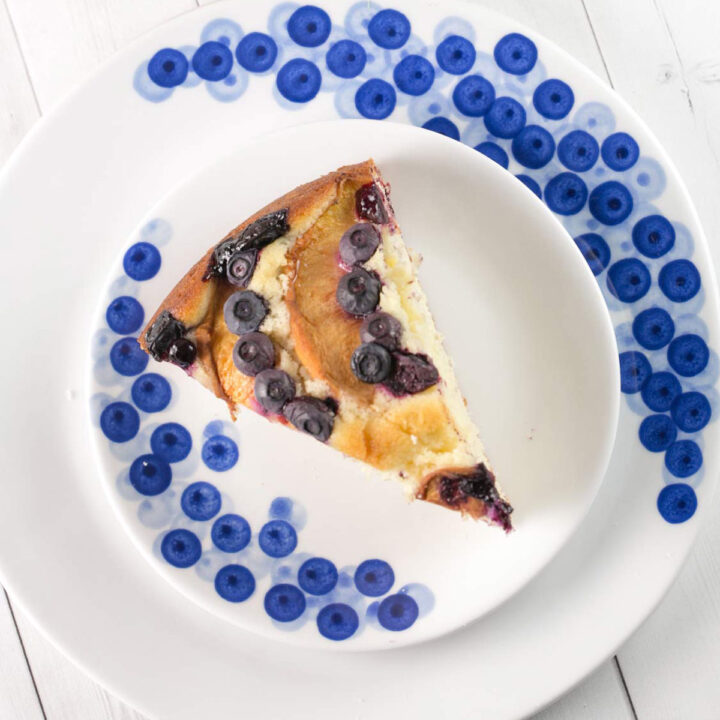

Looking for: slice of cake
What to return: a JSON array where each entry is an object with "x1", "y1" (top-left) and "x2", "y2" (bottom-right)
[{"x1": 139, "y1": 161, "x2": 513, "y2": 531}]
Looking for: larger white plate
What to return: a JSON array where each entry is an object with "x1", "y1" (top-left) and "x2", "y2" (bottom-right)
[{"x1": 0, "y1": 0, "x2": 718, "y2": 717}]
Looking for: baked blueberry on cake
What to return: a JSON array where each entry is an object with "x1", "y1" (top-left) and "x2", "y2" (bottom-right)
[{"x1": 139, "y1": 161, "x2": 513, "y2": 531}]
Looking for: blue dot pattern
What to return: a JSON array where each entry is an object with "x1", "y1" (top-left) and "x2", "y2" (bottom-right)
[
  {"x1": 493, "y1": 32, "x2": 537, "y2": 74},
  {"x1": 150, "y1": 422, "x2": 192, "y2": 463},
  {"x1": 317, "y1": 603, "x2": 359, "y2": 640},
  {"x1": 607, "y1": 258, "x2": 651, "y2": 303},
  {"x1": 484, "y1": 97, "x2": 526, "y2": 138},
  {"x1": 544, "y1": 172, "x2": 587, "y2": 215},
  {"x1": 533, "y1": 79, "x2": 574, "y2": 120},
  {"x1": 574, "y1": 233, "x2": 610, "y2": 276},
  {"x1": 161, "y1": 529, "x2": 202, "y2": 568},
  {"x1": 181, "y1": 481, "x2": 222, "y2": 521},
  {"x1": 632, "y1": 308, "x2": 675, "y2": 350},
  {"x1": 259, "y1": 520, "x2": 297, "y2": 557},
  {"x1": 106, "y1": 296, "x2": 144, "y2": 334},
  {"x1": 422, "y1": 116, "x2": 459, "y2": 140},
  {"x1": 192, "y1": 41, "x2": 233, "y2": 81},
  {"x1": 453, "y1": 75, "x2": 495, "y2": 117},
  {"x1": 642, "y1": 372, "x2": 682, "y2": 413},
  {"x1": 657, "y1": 484, "x2": 698, "y2": 523},
  {"x1": 368, "y1": 9, "x2": 410, "y2": 49},
  {"x1": 672, "y1": 391, "x2": 711, "y2": 433},
  {"x1": 436, "y1": 35, "x2": 476, "y2": 75},
  {"x1": 201, "y1": 434, "x2": 238, "y2": 471},
  {"x1": 298, "y1": 557, "x2": 338, "y2": 595},
  {"x1": 632, "y1": 215, "x2": 675, "y2": 258},
  {"x1": 123, "y1": 242, "x2": 161, "y2": 281},
  {"x1": 394, "y1": 55, "x2": 435, "y2": 96},
  {"x1": 215, "y1": 564, "x2": 255, "y2": 602},
  {"x1": 236, "y1": 33, "x2": 277, "y2": 73},
  {"x1": 512, "y1": 125, "x2": 555, "y2": 169},
  {"x1": 665, "y1": 440, "x2": 703, "y2": 479},
  {"x1": 377, "y1": 593, "x2": 419, "y2": 631},
  {"x1": 326, "y1": 39, "x2": 366, "y2": 78},
  {"x1": 355, "y1": 78, "x2": 396, "y2": 119},
  {"x1": 148, "y1": 48, "x2": 188, "y2": 88},
  {"x1": 276, "y1": 58, "x2": 321, "y2": 102},
  {"x1": 668, "y1": 334, "x2": 709, "y2": 377},
  {"x1": 110, "y1": 337, "x2": 148, "y2": 377},
  {"x1": 619, "y1": 351, "x2": 652, "y2": 394},
  {"x1": 638, "y1": 414, "x2": 677, "y2": 452},
  {"x1": 287, "y1": 5, "x2": 331, "y2": 47},
  {"x1": 211, "y1": 513, "x2": 252, "y2": 552},
  {"x1": 355, "y1": 559, "x2": 395, "y2": 596},
  {"x1": 131, "y1": 373, "x2": 172, "y2": 413},
  {"x1": 557, "y1": 130, "x2": 599, "y2": 172},
  {"x1": 100, "y1": 402, "x2": 140, "y2": 443},
  {"x1": 475, "y1": 141, "x2": 508, "y2": 168},
  {"x1": 264, "y1": 583, "x2": 306, "y2": 622},
  {"x1": 589, "y1": 181, "x2": 633, "y2": 226},
  {"x1": 129, "y1": 454, "x2": 172, "y2": 496},
  {"x1": 601, "y1": 132, "x2": 639, "y2": 171},
  {"x1": 659, "y1": 260, "x2": 701, "y2": 302}
]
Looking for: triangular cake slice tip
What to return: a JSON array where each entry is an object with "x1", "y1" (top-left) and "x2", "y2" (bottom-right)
[{"x1": 139, "y1": 160, "x2": 513, "y2": 531}]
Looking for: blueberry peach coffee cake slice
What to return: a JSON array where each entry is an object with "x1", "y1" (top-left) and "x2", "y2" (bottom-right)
[{"x1": 139, "y1": 161, "x2": 513, "y2": 531}]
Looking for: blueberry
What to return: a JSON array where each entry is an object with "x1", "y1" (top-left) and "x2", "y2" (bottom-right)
[
  {"x1": 667, "y1": 334, "x2": 709, "y2": 377},
  {"x1": 638, "y1": 414, "x2": 677, "y2": 452},
  {"x1": 144, "y1": 310, "x2": 186, "y2": 361},
  {"x1": 123, "y1": 241, "x2": 161, "y2": 281},
  {"x1": 574, "y1": 233, "x2": 611, "y2": 275},
  {"x1": 641, "y1": 371, "x2": 682, "y2": 412},
  {"x1": 226, "y1": 249, "x2": 258, "y2": 287},
  {"x1": 264, "y1": 584, "x2": 306, "y2": 622},
  {"x1": 493, "y1": 33, "x2": 537, "y2": 75},
  {"x1": 606, "y1": 258, "x2": 651, "y2": 303},
  {"x1": 339, "y1": 223, "x2": 380, "y2": 266},
  {"x1": 368, "y1": 9, "x2": 411, "y2": 49},
  {"x1": 131, "y1": 373, "x2": 171, "y2": 413},
  {"x1": 150, "y1": 422, "x2": 192, "y2": 463},
  {"x1": 671, "y1": 391, "x2": 711, "y2": 433},
  {"x1": 601, "y1": 132, "x2": 639, "y2": 171},
  {"x1": 100, "y1": 401, "x2": 140, "y2": 442},
  {"x1": 484, "y1": 96, "x2": 526, "y2": 139},
  {"x1": 336, "y1": 267, "x2": 381, "y2": 316},
  {"x1": 317, "y1": 603, "x2": 359, "y2": 640},
  {"x1": 276, "y1": 58, "x2": 322, "y2": 103},
  {"x1": 235, "y1": 32, "x2": 277, "y2": 73},
  {"x1": 283, "y1": 396, "x2": 335, "y2": 442},
  {"x1": 588, "y1": 181, "x2": 633, "y2": 226},
  {"x1": 181, "y1": 481, "x2": 221, "y2": 521},
  {"x1": 355, "y1": 183, "x2": 388, "y2": 224},
  {"x1": 665, "y1": 440, "x2": 702, "y2": 478},
  {"x1": 129, "y1": 454, "x2": 172, "y2": 496},
  {"x1": 232, "y1": 332, "x2": 274, "y2": 376},
  {"x1": 657, "y1": 483, "x2": 698, "y2": 522},
  {"x1": 110, "y1": 337, "x2": 148, "y2": 376},
  {"x1": 632, "y1": 215, "x2": 675, "y2": 258},
  {"x1": 544, "y1": 172, "x2": 588, "y2": 215},
  {"x1": 192, "y1": 41, "x2": 233, "y2": 81},
  {"x1": 254, "y1": 368, "x2": 296, "y2": 413},
  {"x1": 393, "y1": 55, "x2": 435, "y2": 96},
  {"x1": 201, "y1": 434, "x2": 239, "y2": 472},
  {"x1": 435, "y1": 35, "x2": 476, "y2": 75},
  {"x1": 474, "y1": 142, "x2": 509, "y2": 168},
  {"x1": 533, "y1": 79, "x2": 574, "y2": 120},
  {"x1": 287, "y1": 5, "x2": 331, "y2": 47},
  {"x1": 452, "y1": 75, "x2": 495, "y2": 117},
  {"x1": 557, "y1": 130, "x2": 599, "y2": 172},
  {"x1": 511, "y1": 125, "x2": 555, "y2": 169},
  {"x1": 161, "y1": 528, "x2": 201, "y2": 568},
  {"x1": 259, "y1": 520, "x2": 297, "y2": 557},
  {"x1": 298, "y1": 557, "x2": 338, "y2": 595},
  {"x1": 354, "y1": 559, "x2": 394, "y2": 596},
  {"x1": 326, "y1": 39, "x2": 366, "y2": 78},
  {"x1": 215, "y1": 564, "x2": 255, "y2": 602},
  {"x1": 377, "y1": 593, "x2": 419, "y2": 631},
  {"x1": 147, "y1": 48, "x2": 188, "y2": 88},
  {"x1": 211, "y1": 513, "x2": 251, "y2": 552},
  {"x1": 106, "y1": 296, "x2": 144, "y2": 334},
  {"x1": 384, "y1": 352, "x2": 439, "y2": 395},
  {"x1": 619, "y1": 351, "x2": 652, "y2": 393},
  {"x1": 351, "y1": 342, "x2": 393, "y2": 383},
  {"x1": 422, "y1": 116, "x2": 460, "y2": 140},
  {"x1": 360, "y1": 312, "x2": 402, "y2": 349},
  {"x1": 354, "y1": 79, "x2": 396, "y2": 119},
  {"x1": 659, "y1": 259, "x2": 701, "y2": 302},
  {"x1": 167, "y1": 338, "x2": 196, "y2": 368},
  {"x1": 224, "y1": 290, "x2": 267, "y2": 335},
  {"x1": 632, "y1": 308, "x2": 675, "y2": 350}
]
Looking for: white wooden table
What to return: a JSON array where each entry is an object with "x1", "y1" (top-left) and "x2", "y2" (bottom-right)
[{"x1": 1, "y1": 0, "x2": 719, "y2": 718}]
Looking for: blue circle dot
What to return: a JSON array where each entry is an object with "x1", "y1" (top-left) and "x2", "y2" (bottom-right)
[
  {"x1": 557, "y1": 130, "x2": 599, "y2": 172},
  {"x1": 452, "y1": 75, "x2": 495, "y2": 117},
  {"x1": 109, "y1": 337, "x2": 148, "y2": 377},
  {"x1": 632, "y1": 215, "x2": 675, "y2": 258},
  {"x1": 100, "y1": 401, "x2": 140, "y2": 442},
  {"x1": 192, "y1": 41, "x2": 233, "y2": 81},
  {"x1": 354, "y1": 559, "x2": 394, "y2": 596},
  {"x1": 355, "y1": 78, "x2": 396, "y2": 119},
  {"x1": 276, "y1": 58, "x2": 322, "y2": 103},
  {"x1": 317, "y1": 603, "x2": 359, "y2": 640},
  {"x1": 638, "y1": 414, "x2": 677, "y2": 452},
  {"x1": 377, "y1": 593, "x2": 419, "y2": 631},
  {"x1": 287, "y1": 5, "x2": 331, "y2": 47},
  {"x1": 147, "y1": 48, "x2": 188, "y2": 88},
  {"x1": 619, "y1": 351, "x2": 652, "y2": 393},
  {"x1": 259, "y1": 520, "x2": 297, "y2": 557},
  {"x1": 236, "y1": 32, "x2": 277, "y2": 72},
  {"x1": 659, "y1": 259, "x2": 701, "y2": 302},
  {"x1": 211, "y1": 513, "x2": 251, "y2": 552},
  {"x1": 642, "y1": 371, "x2": 682, "y2": 412},
  {"x1": 269, "y1": 496, "x2": 293, "y2": 519},
  {"x1": 671, "y1": 391, "x2": 712, "y2": 433},
  {"x1": 422, "y1": 116, "x2": 459, "y2": 140},
  {"x1": 668, "y1": 334, "x2": 709, "y2": 377},
  {"x1": 298, "y1": 557, "x2": 338, "y2": 595},
  {"x1": 657, "y1": 483, "x2": 697, "y2": 522},
  {"x1": 601, "y1": 132, "x2": 639, "y2": 171},
  {"x1": 574, "y1": 233, "x2": 610, "y2": 275},
  {"x1": 215, "y1": 564, "x2": 255, "y2": 602},
  {"x1": 607, "y1": 258, "x2": 651, "y2": 303},
  {"x1": 393, "y1": 54, "x2": 434, "y2": 96},
  {"x1": 632, "y1": 308, "x2": 675, "y2": 350},
  {"x1": 664, "y1": 441, "x2": 703, "y2": 479},
  {"x1": 181, "y1": 481, "x2": 221, "y2": 521},
  {"x1": 368, "y1": 9, "x2": 410, "y2": 49},
  {"x1": 150, "y1": 422, "x2": 192, "y2": 463},
  {"x1": 494, "y1": 33, "x2": 537, "y2": 75},
  {"x1": 533, "y1": 79, "x2": 574, "y2": 120},
  {"x1": 544, "y1": 172, "x2": 588, "y2": 215},
  {"x1": 326, "y1": 39, "x2": 366, "y2": 78},
  {"x1": 106, "y1": 296, "x2": 144, "y2": 334},
  {"x1": 129, "y1": 454, "x2": 172, "y2": 496},
  {"x1": 201, "y1": 435, "x2": 238, "y2": 471},
  {"x1": 123, "y1": 242, "x2": 161, "y2": 281},
  {"x1": 131, "y1": 373, "x2": 171, "y2": 413},
  {"x1": 484, "y1": 96, "x2": 526, "y2": 138},
  {"x1": 161, "y1": 529, "x2": 201, "y2": 568},
  {"x1": 515, "y1": 174, "x2": 541, "y2": 198},
  {"x1": 474, "y1": 141, "x2": 509, "y2": 168},
  {"x1": 436, "y1": 35, "x2": 476, "y2": 75},
  {"x1": 511, "y1": 125, "x2": 555, "y2": 169},
  {"x1": 588, "y1": 181, "x2": 634, "y2": 225},
  {"x1": 264, "y1": 584, "x2": 306, "y2": 622}
]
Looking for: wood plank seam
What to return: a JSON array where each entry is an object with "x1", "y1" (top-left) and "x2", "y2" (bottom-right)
[
  {"x1": 613, "y1": 656, "x2": 639, "y2": 720},
  {"x1": 1, "y1": 0, "x2": 41, "y2": 116},
  {"x1": 579, "y1": 0, "x2": 615, "y2": 87}
]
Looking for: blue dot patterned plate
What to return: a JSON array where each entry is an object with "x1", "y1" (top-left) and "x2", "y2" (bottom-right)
[{"x1": 0, "y1": 0, "x2": 718, "y2": 715}]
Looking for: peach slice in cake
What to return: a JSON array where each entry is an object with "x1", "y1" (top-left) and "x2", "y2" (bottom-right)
[{"x1": 139, "y1": 160, "x2": 513, "y2": 531}]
